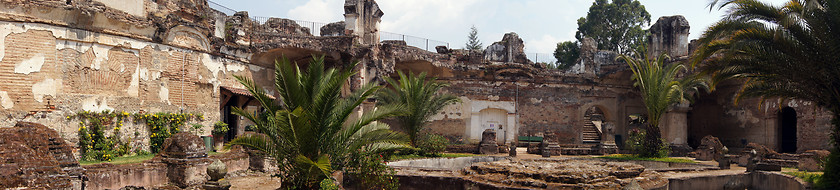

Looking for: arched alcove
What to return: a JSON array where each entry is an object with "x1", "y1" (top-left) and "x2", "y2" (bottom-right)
[
  {"x1": 583, "y1": 106, "x2": 607, "y2": 143},
  {"x1": 479, "y1": 108, "x2": 508, "y2": 143}
]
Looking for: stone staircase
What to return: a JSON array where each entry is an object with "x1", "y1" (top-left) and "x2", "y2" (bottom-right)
[{"x1": 582, "y1": 115, "x2": 601, "y2": 144}]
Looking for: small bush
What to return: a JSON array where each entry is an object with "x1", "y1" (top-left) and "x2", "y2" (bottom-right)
[
  {"x1": 346, "y1": 152, "x2": 399, "y2": 190},
  {"x1": 625, "y1": 128, "x2": 670, "y2": 157},
  {"x1": 817, "y1": 148, "x2": 840, "y2": 189},
  {"x1": 213, "y1": 121, "x2": 229, "y2": 135},
  {"x1": 319, "y1": 178, "x2": 338, "y2": 190},
  {"x1": 418, "y1": 134, "x2": 448, "y2": 155}
]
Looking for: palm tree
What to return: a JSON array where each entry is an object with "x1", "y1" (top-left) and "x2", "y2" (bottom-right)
[
  {"x1": 377, "y1": 71, "x2": 460, "y2": 147},
  {"x1": 693, "y1": 0, "x2": 840, "y2": 188},
  {"x1": 619, "y1": 53, "x2": 707, "y2": 157},
  {"x1": 225, "y1": 55, "x2": 409, "y2": 189}
]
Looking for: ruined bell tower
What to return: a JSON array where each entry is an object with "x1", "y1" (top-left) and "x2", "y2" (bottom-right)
[
  {"x1": 344, "y1": 0, "x2": 383, "y2": 45},
  {"x1": 648, "y1": 15, "x2": 690, "y2": 58}
]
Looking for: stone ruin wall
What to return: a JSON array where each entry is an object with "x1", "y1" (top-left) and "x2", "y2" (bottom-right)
[
  {"x1": 0, "y1": 0, "x2": 832, "y2": 155},
  {"x1": 689, "y1": 80, "x2": 833, "y2": 153},
  {"x1": 0, "y1": 0, "x2": 277, "y2": 151}
]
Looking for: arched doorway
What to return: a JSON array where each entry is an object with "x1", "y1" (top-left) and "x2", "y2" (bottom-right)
[
  {"x1": 583, "y1": 106, "x2": 606, "y2": 144},
  {"x1": 779, "y1": 107, "x2": 797, "y2": 153},
  {"x1": 479, "y1": 108, "x2": 508, "y2": 143}
]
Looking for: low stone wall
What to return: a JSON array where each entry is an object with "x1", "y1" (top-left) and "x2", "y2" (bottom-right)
[
  {"x1": 83, "y1": 149, "x2": 251, "y2": 189},
  {"x1": 387, "y1": 156, "x2": 509, "y2": 171},
  {"x1": 83, "y1": 162, "x2": 169, "y2": 190},
  {"x1": 666, "y1": 171, "x2": 809, "y2": 190},
  {"x1": 612, "y1": 160, "x2": 718, "y2": 172},
  {"x1": 209, "y1": 146, "x2": 250, "y2": 174}
]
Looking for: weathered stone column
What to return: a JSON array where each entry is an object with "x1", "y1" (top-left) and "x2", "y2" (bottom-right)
[
  {"x1": 598, "y1": 122, "x2": 619, "y2": 154},
  {"x1": 660, "y1": 102, "x2": 691, "y2": 154},
  {"x1": 160, "y1": 133, "x2": 211, "y2": 188}
]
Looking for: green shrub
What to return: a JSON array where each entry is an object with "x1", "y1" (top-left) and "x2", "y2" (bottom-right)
[
  {"x1": 213, "y1": 121, "x2": 229, "y2": 135},
  {"x1": 818, "y1": 148, "x2": 840, "y2": 189},
  {"x1": 346, "y1": 152, "x2": 399, "y2": 190},
  {"x1": 418, "y1": 134, "x2": 448, "y2": 155},
  {"x1": 319, "y1": 178, "x2": 338, "y2": 190},
  {"x1": 625, "y1": 128, "x2": 670, "y2": 157}
]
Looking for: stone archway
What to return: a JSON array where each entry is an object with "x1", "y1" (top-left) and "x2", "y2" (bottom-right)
[
  {"x1": 479, "y1": 108, "x2": 508, "y2": 143},
  {"x1": 583, "y1": 106, "x2": 607, "y2": 144},
  {"x1": 779, "y1": 107, "x2": 797, "y2": 153},
  {"x1": 466, "y1": 100, "x2": 517, "y2": 144}
]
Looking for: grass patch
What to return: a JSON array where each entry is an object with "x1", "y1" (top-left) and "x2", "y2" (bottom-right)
[
  {"x1": 80, "y1": 154, "x2": 155, "y2": 165},
  {"x1": 783, "y1": 171, "x2": 823, "y2": 184},
  {"x1": 596, "y1": 154, "x2": 697, "y2": 163},
  {"x1": 388, "y1": 152, "x2": 478, "y2": 161}
]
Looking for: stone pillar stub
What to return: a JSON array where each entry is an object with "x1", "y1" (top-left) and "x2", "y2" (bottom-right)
[
  {"x1": 479, "y1": 129, "x2": 499, "y2": 154},
  {"x1": 161, "y1": 132, "x2": 211, "y2": 188},
  {"x1": 660, "y1": 103, "x2": 690, "y2": 146}
]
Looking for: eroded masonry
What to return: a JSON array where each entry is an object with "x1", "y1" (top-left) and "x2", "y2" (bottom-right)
[{"x1": 0, "y1": 0, "x2": 833, "y2": 177}]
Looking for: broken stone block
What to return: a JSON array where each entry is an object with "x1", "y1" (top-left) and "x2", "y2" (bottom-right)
[
  {"x1": 207, "y1": 159, "x2": 227, "y2": 181},
  {"x1": 483, "y1": 32, "x2": 530, "y2": 64},
  {"x1": 161, "y1": 132, "x2": 211, "y2": 188},
  {"x1": 263, "y1": 18, "x2": 312, "y2": 36},
  {"x1": 435, "y1": 45, "x2": 451, "y2": 54},
  {"x1": 539, "y1": 133, "x2": 561, "y2": 156},
  {"x1": 509, "y1": 142, "x2": 517, "y2": 157},
  {"x1": 479, "y1": 129, "x2": 499, "y2": 154},
  {"x1": 320, "y1": 21, "x2": 345, "y2": 36},
  {"x1": 695, "y1": 135, "x2": 724, "y2": 161},
  {"x1": 799, "y1": 149, "x2": 830, "y2": 172}
]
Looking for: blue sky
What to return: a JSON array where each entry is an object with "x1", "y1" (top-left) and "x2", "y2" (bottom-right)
[{"x1": 210, "y1": 0, "x2": 789, "y2": 56}]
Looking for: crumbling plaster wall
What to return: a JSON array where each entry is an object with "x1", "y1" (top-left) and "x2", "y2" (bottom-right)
[
  {"x1": 688, "y1": 81, "x2": 832, "y2": 153},
  {"x1": 423, "y1": 77, "x2": 642, "y2": 145},
  {"x1": 0, "y1": 21, "x2": 274, "y2": 151}
]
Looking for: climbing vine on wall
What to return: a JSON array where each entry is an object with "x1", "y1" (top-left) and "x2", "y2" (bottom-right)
[
  {"x1": 71, "y1": 111, "x2": 205, "y2": 161},
  {"x1": 132, "y1": 112, "x2": 204, "y2": 153},
  {"x1": 72, "y1": 110, "x2": 131, "y2": 161}
]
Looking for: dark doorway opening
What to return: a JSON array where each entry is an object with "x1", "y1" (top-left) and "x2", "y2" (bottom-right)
[
  {"x1": 222, "y1": 95, "x2": 240, "y2": 142},
  {"x1": 779, "y1": 107, "x2": 797, "y2": 153}
]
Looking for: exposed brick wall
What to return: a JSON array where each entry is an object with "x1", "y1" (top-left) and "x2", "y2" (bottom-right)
[{"x1": 0, "y1": 30, "x2": 58, "y2": 110}]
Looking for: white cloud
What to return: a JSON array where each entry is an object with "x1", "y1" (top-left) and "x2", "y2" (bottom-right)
[
  {"x1": 526, "y1": 34, "x2": 559, "y2": 53},
  {"x1": 378, "y1": 0, "x2": 483, "y2": 35},
  {"x1": 287, "y1": 0, "x2": 343, "y2": 22}
]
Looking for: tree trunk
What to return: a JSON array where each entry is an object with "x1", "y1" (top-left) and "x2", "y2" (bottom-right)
[{"x1": 642, "y1": 123, "x2": 663, "y2": 158}]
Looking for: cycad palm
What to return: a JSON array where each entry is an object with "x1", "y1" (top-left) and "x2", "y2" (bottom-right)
[
  {"x1": 225, "y1": 56, "x2": 409, "y2": 189},
  {"x1": 619, "y1": 53, "x2": 707, "y2": 157},
  {"x1": 693, "y1": 0, "x2": 840, "y2": 188},
  {"x1": 377, "y1": 71, "x2": 460, "y2": 146}
]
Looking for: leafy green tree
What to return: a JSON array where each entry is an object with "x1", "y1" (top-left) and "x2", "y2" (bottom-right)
[
  {"x1": 226, "y1": 56, "x2": 409, "y2": 189},
  {"x1": 619, "y1": 53, "x2": 707, "y2": 157},
  {"x1": 553, "y1": 41, "x2": 580, "y2": 70},
  {"x1": 465, "y1": 25, "x2": 483, "y2": 51},
  {"x1": 377, "y1": 71, "x2": 460, "y2": 147},
  {"x1": 693, "y1": 0, "x2": 840, "y2": 188},
  {"x1": 575, "y1": 0, "x2": 650, "y2": 55}
]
